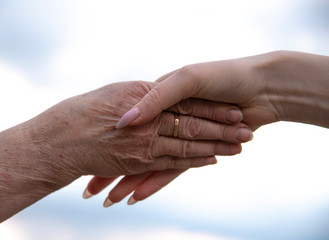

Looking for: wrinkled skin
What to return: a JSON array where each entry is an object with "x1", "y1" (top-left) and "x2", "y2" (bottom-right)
[
  {"x1": 80, "y1": 83, "x2": 251, "y2": 205},
  {"x1": 31, "y1": 81, "x2": 243, "y2": 184},
  {"x1": 1, "y1": 80, "x2": 248, "y2": 222},
  {"x1": 84, "y1": 51, "x2": 329, "y2": 206}
]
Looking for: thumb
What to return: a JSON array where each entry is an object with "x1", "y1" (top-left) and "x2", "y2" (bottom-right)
[{"x1": 116, "y1": 69, "x2": 201, "y2": 128}]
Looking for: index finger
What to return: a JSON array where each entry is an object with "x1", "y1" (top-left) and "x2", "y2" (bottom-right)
[{"x1": 115, "y1": 67, "x2": 202, "y2": 129}]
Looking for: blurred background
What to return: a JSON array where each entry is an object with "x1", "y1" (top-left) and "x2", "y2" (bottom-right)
[{"x1": 1, "y1": 0, "x2": 329, "y2": 239}]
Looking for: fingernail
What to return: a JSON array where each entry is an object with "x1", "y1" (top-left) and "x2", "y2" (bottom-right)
[
  {"x1": 103, "y1": 198, "x2": 114, "y2": 208},
  {"x1": 236, "y1": 128, "x2": 253, "y2": 142},
  {"x1": 115, "y1": 107, "x2": 140, "y2": 129},
  {"x1": 82, "y1": 189, "x2": 92, "y2": 199},
  {"x1": 127, "y1": 196, "x2": 137, "y2": 205},
  {"x1": 226, "y1": 109, "x2": 243, "y2": 123}
]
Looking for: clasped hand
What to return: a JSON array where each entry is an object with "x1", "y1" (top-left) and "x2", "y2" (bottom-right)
[{"x1": 76, "y1": 81, "x2": 252, "y2": 206}]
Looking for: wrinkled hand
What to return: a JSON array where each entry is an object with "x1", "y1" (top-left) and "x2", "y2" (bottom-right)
[
  {"x1": 84, "y1": 51, "x2": 329, "y2": 207},
  {"x1": 31, "y1": 81, "x2": 251, "y2": 187},
  {"x1": 81, "y1": 83, "x2": 253, "y2": 206}
]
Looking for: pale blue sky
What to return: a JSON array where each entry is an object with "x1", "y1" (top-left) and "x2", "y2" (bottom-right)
[{"x1": 1, "y1": 1, "x2": 329, "y2": 239}]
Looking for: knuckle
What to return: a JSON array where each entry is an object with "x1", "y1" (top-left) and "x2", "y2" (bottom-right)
[
  {"x1": 184, "y1": 117, "x2": 202, "y2": 139},
  {"x1": 127, "y1": 81, "x2": 152, "y2": 99},
  {"x1": 181, "y1": 141, "x2": 192, "y2": 158},
  {"x1": 159, "y1": 112, "x2": 172, "y2": 130},
  {"x1": 150, "y1": 136, "x2": 161, "y2": 158},
  {"x1": 136, "y1": 156, "x2": 152, "y2": 168},
  {"x1": 175, "y1": 99, "x2": 193, "y2": 115},
  {"x1": 146, "y1": 157, "x2": 164, "y2": 171},
  {"x1": 144, "y1": 159, "x2": 156, "y2": 171},
  {"x1": 177, "y1": 65, "x2": 202, "y2": 95},
  {"x1": 168, "y1": 159, "x2": 178, "y2": 169},
  {"x1": 218, "y1": 124, "x2": 226, "y2": 140},
  {"x1": 210, "y1": 107, "x2": 221, "y2": 121},
  {"x1": 214, "y1": 142, "x2": 222, "y2": 155},
  {"x1": 178, "y1": 65, "x2": 200, "y2": 81},
  {"x1": 156, "y1": 158, "x2": 178, "y2": 170},
  {"x1": 168, "y1": 158, "x2": 188, "y2": 169}
]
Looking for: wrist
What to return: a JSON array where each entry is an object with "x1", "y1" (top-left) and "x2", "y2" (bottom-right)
[
  {"x1": 0, "y1": 121, "x2": 77, "y2": 221},
  {"x1": 259, "y1": 51, "x2": 329, "y2": 128},
  {"x1": 26, "y1": 102, "x2": 82, "y2": 187},
  {"x1": 0, "y1": 120, "x2": 77, "y2": 192}
]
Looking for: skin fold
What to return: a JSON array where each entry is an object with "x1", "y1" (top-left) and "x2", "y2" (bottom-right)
[
  {"x1": 0, "y1": 81, "x2": 250, "y2": 222},
  {"x1": 86, "y1": 50, "x2": 329, "y2": 206}
]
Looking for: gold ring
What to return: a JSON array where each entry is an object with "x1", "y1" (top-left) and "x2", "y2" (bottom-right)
[{"x1": 173, "y1": 116, "x2": 179, "y2": 138}]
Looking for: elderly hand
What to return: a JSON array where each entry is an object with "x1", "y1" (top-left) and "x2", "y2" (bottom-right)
[
  {"x1": 0, "y1": 80, "x2": 253, "y2": 221},
  {"x1": 89, "y1": 51, "x2": 329, "y2": 208},
  {"x1": 83, "y1": 51, "x2": 329, "y2": 208},
  {"x1": 39, "y1": 81, "x2": 249, "y2": 179},
  {"x1": 81, "y1": 82, "x2": 253, "y2": 207}
]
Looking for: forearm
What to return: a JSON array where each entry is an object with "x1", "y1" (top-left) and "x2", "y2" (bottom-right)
[
  {"x1": 0, "y1": 120, "x2": 77, "y2": 222},
  {"x1": 260, "y1": 51, "x2": 329, "y2": 128}
]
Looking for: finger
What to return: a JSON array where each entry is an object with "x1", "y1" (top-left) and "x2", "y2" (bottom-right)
[
  {"x1": 115, "y1": 67, "x2": 201, "y2": 128},
  {"x1": 158, "y1": 112, "x2": 252, "y2": 142},
  {"x1": 104, "y1": 172, "x2": 152, "y2": 205},
  {"x1": 150, "y1": 156, "x2": 220, "y2": 172},
  {"x1": 167, "y1": 98, "x2": 243, "y2": 124},
  {"x1": 130, "y1": 169, "x2": 187, "y2": 204},
  {"x1": 152, "y1": 137, "x2": 242, "y2": 158},
  {"x1": 103, "y1": 157, "x2": 216, "y2": 207},
  {"x1": 83, "y1": 176, "x2": 117, "y2": 199}
]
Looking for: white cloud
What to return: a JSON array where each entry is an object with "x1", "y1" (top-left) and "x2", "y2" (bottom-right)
[
  {"x1": 0, "y1": 220, "x2": 28, "y2": 240},
  {"x1": 0, "y1": 59, "x2": 37, "y2": 130},
  {"x1": 1, "y1": 1, "x2": 329, "y2": 239},
  {"x1": 0, "y1": 59, "x2": 80, "y2": 131},
  {"x1": 47, "y1": 0, "x2": 276, "y2": 89}
]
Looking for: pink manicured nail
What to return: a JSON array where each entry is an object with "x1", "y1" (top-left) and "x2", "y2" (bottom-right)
[
  {"x1": 103, "y1": 198, "x2": 114, "y2": 208},
  {"x1": 82, "y1": 189, "x2": 92, "y2": 199},
  {"x1": 115, "y1": 107, "x2": 140, "y2": 129},
  {"x1": 127, "y1": 196, "x2": 137, "y2": 205},
  {"x1": 226, "y1": 109, "x2": 243, "y2": 123}
]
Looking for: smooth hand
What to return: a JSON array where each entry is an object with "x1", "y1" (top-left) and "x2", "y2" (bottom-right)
[
  {"x1": 88, "y1": 51, "x2": 329, "y2": 207},
  {"x1": 117, "y1": 51, "x2": 329, "y2": 130}
]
